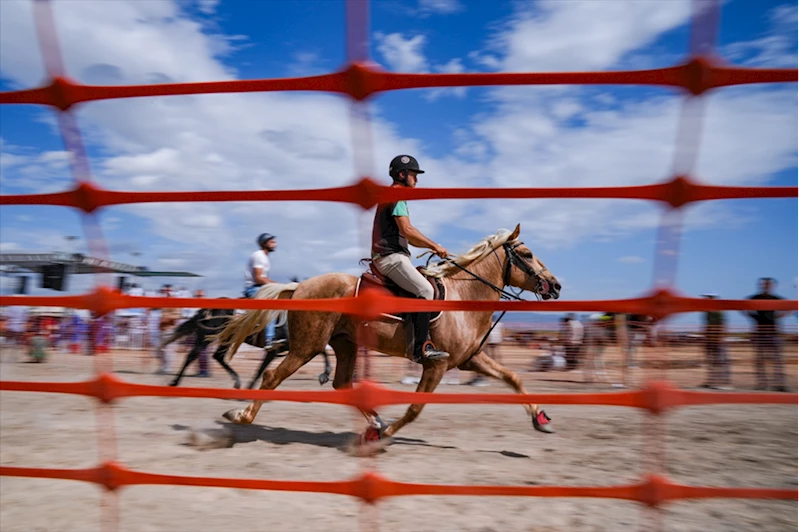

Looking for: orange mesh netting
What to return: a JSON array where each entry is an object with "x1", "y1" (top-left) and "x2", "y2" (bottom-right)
[{"x1": 0, "y1": 0, "x2": 797, "y2": 531}]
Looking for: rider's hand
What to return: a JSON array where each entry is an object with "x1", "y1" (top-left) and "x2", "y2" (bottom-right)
[{"x1": 433, "y1": 244, "x2": 448, "y2": 259}]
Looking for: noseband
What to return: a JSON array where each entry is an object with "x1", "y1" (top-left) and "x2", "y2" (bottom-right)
[{"x1": 501, "y1": 242, "x2": 550, "y2": 297}]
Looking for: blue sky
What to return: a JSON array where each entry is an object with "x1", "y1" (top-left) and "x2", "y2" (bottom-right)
[{"x1": 0, "y1": 0, "x2": 796, "y2": 329}]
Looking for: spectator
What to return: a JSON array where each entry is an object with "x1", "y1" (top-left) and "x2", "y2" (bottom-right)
[
  {"x1": 561, "y1": 313, "x2": 584, "y2": 371},
  {"x1": 5, "y1": 305, "x2": 28, "y2": 350},
  {"x1": 743, "y1": 278, "x2": 790, "y2": 392},
  {"x1": 582, "y1": 313, "x2": 612, "y2": 383},
  {"x1": 700, "y1": 293, "x2": 731, "y2": 390},
  {"x1": 155, "y1": 284, "x2": 181, "y2": 375},
  {"x1": 613, "y1": 313, "x2": 653, "y2": 387}
]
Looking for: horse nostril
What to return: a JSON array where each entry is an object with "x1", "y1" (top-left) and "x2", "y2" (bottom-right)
[{"x1": 554, "y1": 283, "x2": 561, "y2": 291}]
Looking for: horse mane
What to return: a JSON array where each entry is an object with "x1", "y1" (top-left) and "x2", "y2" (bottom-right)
[{"x1": 420, "y1": 229, "x2": 517, "y2": 279}]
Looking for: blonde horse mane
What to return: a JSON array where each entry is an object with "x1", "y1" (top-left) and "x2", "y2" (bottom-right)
[
  {"x1": 420, "y1": 228, "x2": 518, "y2": 279},
  {"x1": 212, "y1": 282, "x2": 299, "y2": 359}
]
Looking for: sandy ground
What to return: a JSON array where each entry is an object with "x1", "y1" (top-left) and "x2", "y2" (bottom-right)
[{"x1": 0, "y1": 344, "x2": 796, "y2": 532}]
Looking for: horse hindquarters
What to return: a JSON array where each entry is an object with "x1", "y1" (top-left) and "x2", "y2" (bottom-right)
[{"x1": 221, "y1": 276, "x2": 353, "y2": 424}]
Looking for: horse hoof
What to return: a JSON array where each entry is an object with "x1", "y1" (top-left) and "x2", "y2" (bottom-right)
[
  {"x1": 233, "y1": 381, "x2": 241, "y2": 390},
  {"x1": 223, "y1": 409, "x2": 247, "y2": 424},
  {"x1": 318, "y1": 373, "x2": 330, "y2": 386},
  {"x1": 346, "y1": 428, "x2": 392, "y2": 457},
  {"x1": 168, "y1": 380, "x2": 178, "y2": 387},
  {"x1": 533, "y1": 410, "x2": 556, "y2": 434}
]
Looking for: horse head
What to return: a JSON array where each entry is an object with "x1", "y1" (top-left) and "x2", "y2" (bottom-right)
[{"x1": 502, "y1": 224, "x2": 561, "y2": 300}]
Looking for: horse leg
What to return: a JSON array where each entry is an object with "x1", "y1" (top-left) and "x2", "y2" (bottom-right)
[
  {"x1": 381, "y1": 361, "x2": 447, "y2": 439},
  {"x1": 459, "y1": 352, "x2": 555, "y2": 434},
  {"x1": 318, "y1": 350, "x2": 332, "y2": 385},
  {"x1": 169, "y1": 341, "x2": 207, "y2": 387},
  {"x1": 211, "y1": 344, "x2": 241, "y2": 389},
  {"x1": 326, "y1": 336, "x2": 389, "y2": 440},
  {"x1": 222, "y1": 350, "x2": 315, "y2": 424},
  {"x1": 248, "y1": 347, "x2": 279, "y2": 389}
]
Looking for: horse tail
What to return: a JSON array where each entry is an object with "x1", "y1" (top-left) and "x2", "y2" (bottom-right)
[{"x1": 212, "y1": 282, "x2": 300, "y2": 359}]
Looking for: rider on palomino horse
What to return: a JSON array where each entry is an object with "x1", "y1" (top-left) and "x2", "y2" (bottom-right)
[
  {"x1": 215, "y1": 153, "x2": 563, "y2": 446},
  {"x1": 370, "y1": 154, "x2": 450, "y2": 364}
]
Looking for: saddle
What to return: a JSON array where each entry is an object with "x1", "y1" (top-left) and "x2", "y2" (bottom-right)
[{"x1": 356, "y1": 260, "x2": 445, "y2": 323}]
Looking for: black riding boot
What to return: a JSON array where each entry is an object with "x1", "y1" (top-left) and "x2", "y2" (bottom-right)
[{"x1": 409, "y1": 308, "x2": 449, "y2": 363}]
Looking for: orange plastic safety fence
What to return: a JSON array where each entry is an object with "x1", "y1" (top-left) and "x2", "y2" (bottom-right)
[
  {"x1": 0, "y1": 0, "x2": 797, "y2": 531},
  {"x1": 1, "y1": 375, "x2": 797, "y2": 412},
  {"x1": 0, "y1": 286, "x2": 796, "y2": 319}
]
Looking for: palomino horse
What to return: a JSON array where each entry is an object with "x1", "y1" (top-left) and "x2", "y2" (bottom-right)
[{"x1": 215, "y1": 224, "x2": 561, "y2": 445}]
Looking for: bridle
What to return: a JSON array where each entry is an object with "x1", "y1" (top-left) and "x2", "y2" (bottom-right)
[
  {"x1": 500, "y1": 241, "x2": 552, "y2": 300},
  {"x1": 428, "y1": 240, "x2": 553, "y2": 364}
]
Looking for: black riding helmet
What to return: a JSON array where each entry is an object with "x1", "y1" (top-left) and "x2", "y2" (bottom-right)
[
  {"x1": 389, "y1": 154, "x2": 425, "y2": 182},
  {"x1": 257, "y1": 233, "x2": 276, "y2": 247}
]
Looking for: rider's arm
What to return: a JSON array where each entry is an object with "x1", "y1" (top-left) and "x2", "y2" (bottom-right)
[
  {"x1": 395, "y1": 216, "x2": 447, "y2": 256},
  {"x1": 395, "y1": 215, "x2": 435, "y2": 248},
  {"x1": 252, "y1": 266, "x2": 274, "y2": 285}
]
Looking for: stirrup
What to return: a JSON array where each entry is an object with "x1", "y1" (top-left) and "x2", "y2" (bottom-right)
[{"x1": 413, "y1": 341, "x2": 449, "y2": 363}]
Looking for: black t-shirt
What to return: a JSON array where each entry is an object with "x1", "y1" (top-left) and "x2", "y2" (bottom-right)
[
  {"x1": 746, "y1": 292, "x2": 784, "y2": 328},
  {"x1": 371, "y1": 201, "x2": 410, "y2": 258}
]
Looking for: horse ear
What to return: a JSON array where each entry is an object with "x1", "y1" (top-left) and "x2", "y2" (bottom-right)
[{"x1": 509, "y1": 224, "x2": 521, "y2": 241}]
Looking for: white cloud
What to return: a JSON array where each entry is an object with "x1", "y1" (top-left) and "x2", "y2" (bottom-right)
[
  {"x1": 720, "y1": 4, "x2": 797, "y2": 68},
  {"x1": 418, "y1": 0, "x2": 463, "y2": 16},
  {"x1": 286, "y1": 51, "x2": 326, "y2": 77},
  {"x1": 196, "y1": 0, "x2": 220, "y2": 16},
  {"x1": 374, "y1": 32, "x2": 429, "y2": 73},
  {"x1": 373, "y1": 33, "x2": 466, "y2": 101},
  {"x1": 442, "y1": 1, "x2": 797, "y2": 252},
  {"x1": 0, "y1": 139, "x2": 73, "y2": 192},
  {"x1": 481, "y1": 0, "x2": 694, "y2": 73},
  {"x1": 618, "y1": 256, "x2": 645, "y2": 264}
]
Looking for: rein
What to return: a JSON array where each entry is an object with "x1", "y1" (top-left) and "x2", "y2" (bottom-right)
[{"x1": 421, "y1": 241, "x2": 548, "y2": 363}]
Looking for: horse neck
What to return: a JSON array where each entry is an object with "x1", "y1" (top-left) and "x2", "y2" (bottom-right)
[{"x1": 445, "y1": 246, "x2": 506, "y2": 302}]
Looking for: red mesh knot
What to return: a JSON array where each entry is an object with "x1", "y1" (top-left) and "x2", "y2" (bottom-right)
[
  {"x1": 84, "y1": 286, "x2": 123, "y2": 316},
  {"x1": 640, "y1": 380, "x2": 678, "y2": 416},
  {"x1": 95, "y1": 461, "x2": 127, "y2": 492},
  {"x1": 659, "y1": 175, "x2": 699, "y2": 209},
  {"x1": 681, "y1": 56, "x2": 717, "y2": 96},
  {"x1": 350, "y1": 176, "x2": 384, "y2": 210},
  {"x1": 342, "y1": 62, "x2": 383, "y2": 101},
  {"x1": 637, "y1": 475, "x2": 679, "y2": 507},
  {"x1": 353, "y1": 470, "x2": 392, "y2": 504},
  {"x1": 46, "y1": 76, "x2": 85, "y2": 111},
  {"x1": 68, "y1": 181, "x2": 108, "y2": 214}
]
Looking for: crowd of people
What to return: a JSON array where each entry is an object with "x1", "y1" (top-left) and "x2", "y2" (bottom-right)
[{"x1": 521, "y1": 277, "x2": 793, "y2": 392}]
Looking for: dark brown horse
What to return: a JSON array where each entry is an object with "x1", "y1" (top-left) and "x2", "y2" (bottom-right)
[{"x1": 215, "y1": 225, "x2": 561, "y2": 446}]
